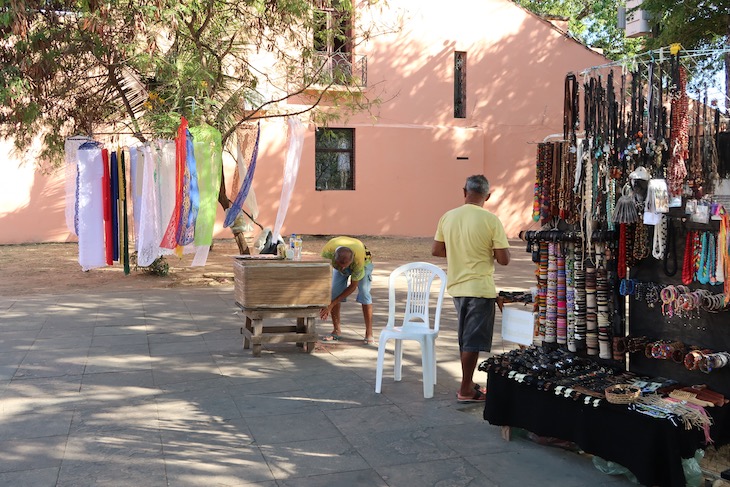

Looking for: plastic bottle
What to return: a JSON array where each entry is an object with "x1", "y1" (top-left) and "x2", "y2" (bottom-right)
[{"x1": 293, "y1": 236, "x2": 303, "y2": 261}]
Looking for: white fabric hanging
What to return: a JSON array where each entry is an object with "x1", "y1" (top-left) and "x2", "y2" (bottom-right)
[
  {"x1": 76, "y1": 142, "x2": 106, "y2": 270},
  {"x1": 136, "y1": 143, "x2": 163, "y2": 266},
  {"x1": 154, "y1": 139, "x2": 177, "y2": 256},
  {"x1": 128, "y1": 146, "x2": 142, "y2": 242},
  {"x1": 64, "y1": 136, "x2": 92, "y2": 236},
  {"x1": 272, "y1": 117, "x2": 306, "y2": 242}
]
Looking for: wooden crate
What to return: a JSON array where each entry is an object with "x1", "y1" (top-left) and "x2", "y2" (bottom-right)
[{"x1": 233, "y1": 257, "x2": 331, "y2": 308}]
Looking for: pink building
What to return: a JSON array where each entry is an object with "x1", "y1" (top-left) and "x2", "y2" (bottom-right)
[{"x1": 0, "y1": 0, "x2": 609, "y2": 245}]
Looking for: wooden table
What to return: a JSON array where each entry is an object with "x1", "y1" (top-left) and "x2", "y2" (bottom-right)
[
  {"x1": 237, "y1": 304, "x2": 320, "y2": 357},
  {"x1": 233, "y1": 255, "x2": 331, "y2": 357}
]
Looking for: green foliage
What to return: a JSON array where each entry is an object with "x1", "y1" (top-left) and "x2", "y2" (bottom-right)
[
  {"x1": 639, "y1": 0, "x2": 729, "y2": 50},
  {"x1": 0, "y1": 0, "x2": 382, "y2": 166},
  {"x1": 515, "y1": 0, "x2": 644, "y2": 59}
]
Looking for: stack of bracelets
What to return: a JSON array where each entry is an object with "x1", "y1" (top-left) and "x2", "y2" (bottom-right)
[
  {"x1": 659, "y1": 285, "x2": 691, "y2": 317},
  {"x1": 625, "y1": 279, "x2": 728, "y2": 314},
  {"x1": 573, "y1": 248, "x2": 587, "y2": 349},
  {"x1": 585, "y1": 262, "x2": 598, "y2": 356},
  {"x1": 684, "y1": 349, "x2": 730, "y2": 373},
  {"x1": 644, "y1": 340, "x2": 686, "y2": 362}
]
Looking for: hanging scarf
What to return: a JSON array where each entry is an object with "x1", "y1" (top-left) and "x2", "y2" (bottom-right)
[
  {"x1": 110, "y1": 150, "x2": 120, "y2": 261},
  {"x1": 64, "y1": 136, "x2": 91, "y2": 236},
  {"x1": 77, "y1": 141, "x2": 106, "y2": 271},
  {"x1": 158, "y1": 137, "x2": 181, "y2": 249},
  {"x1": 128, "y1": 146, "x2": 142, "y2": 242},
  {"x1": 136, "y1": 143, "x2": 163, "y2": 267},
  {"x1": 190, "y1": 123, "x2": 223, "y2": 266},
  {"x1": 272, "y1": 117, "x2": 306, "y2": 242},
  {"x1": 224, "y1": 122, "x2": 261, "y2": 228},
  {"x1": 177, "y1": 129, "x2": 199, "y2": 247},
  {"x1": 160, "y1": 118, "x2": 188, "y2": 249},
  {"x1": 120, "y1": 149, "x2": 130, "y2": 275},
  {"x1": 102, "y1": 148, "x2": 113, "y2": 265}
]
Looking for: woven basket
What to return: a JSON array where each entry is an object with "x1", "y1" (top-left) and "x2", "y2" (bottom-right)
[{"x1": 604, "y1": 384, "x2": 641, "y2": 404}]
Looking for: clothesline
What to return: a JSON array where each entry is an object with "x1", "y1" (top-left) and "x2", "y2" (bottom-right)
[{"x1": 577, "y1": 47, "x2": 730, "y2": 76}]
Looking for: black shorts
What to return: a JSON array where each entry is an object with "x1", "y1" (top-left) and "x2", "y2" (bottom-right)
[{"x1": 453, "y1": 297, "x2": 496, "y2": 352}]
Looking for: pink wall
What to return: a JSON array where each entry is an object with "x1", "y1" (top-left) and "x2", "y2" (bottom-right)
[{"x1": 0, "y1": 0, "x2": 610, "y2": 244}]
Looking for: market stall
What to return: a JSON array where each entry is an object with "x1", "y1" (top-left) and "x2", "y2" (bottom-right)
[{"x1": 483, "y1": 45, "x2": 730, "y2": 486}]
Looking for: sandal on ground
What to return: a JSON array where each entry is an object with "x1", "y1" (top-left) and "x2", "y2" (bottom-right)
[
  {"x1": 321, "y1": 333, "x2": 341, "y2": 342},
  {"x1": 457, "y1": 388, "x2": 487, "y2": 404},
  {"x1": 363, "y1": 337, "x2": 376, "y2": 345}
]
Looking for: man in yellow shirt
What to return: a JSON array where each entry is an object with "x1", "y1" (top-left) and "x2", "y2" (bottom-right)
[
  {"x1": 320, "y1": 236, "x2": 374, "y2": 344},
  {"x1": 432, "y1": 175, "x2": 511, "y2": 403}
]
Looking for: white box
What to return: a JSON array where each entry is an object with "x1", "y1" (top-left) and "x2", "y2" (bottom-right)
[{"x1": 501, "y1": 307, "x2": 535, "y2": 346}]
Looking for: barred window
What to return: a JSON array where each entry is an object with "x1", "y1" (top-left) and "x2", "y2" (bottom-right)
[
  {"x1": 454, "y1": 51, "x2": 467, "y2": 118},
  {"x1": 315, "y1": 128, "x2": 354, "y2": 191}
]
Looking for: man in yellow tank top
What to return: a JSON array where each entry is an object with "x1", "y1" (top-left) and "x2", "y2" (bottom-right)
[{"x1": 432, "y1": 175, "x2": 511, "y2": 403}]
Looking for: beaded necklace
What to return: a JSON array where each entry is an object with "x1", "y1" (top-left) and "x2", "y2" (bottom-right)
[
  {"x1": 716, "y1": 221, "x2": 725, "y2": 284},
  {"x1": 668, "y1": 65, "x2": 689, "y2": 198},
  {"x1": 696, "y1": 231, "x2": 713, "y2": 285},
  {"x1": 532, "y1": 145, "x2": 543, "y2": 221},
  {"x1": 682, "y1": 230, "x2": 695, "y2": 285}
]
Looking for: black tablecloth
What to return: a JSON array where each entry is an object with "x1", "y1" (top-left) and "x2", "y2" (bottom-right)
[{"x1": 484, "y1": 371, "x2": 728, "y2": 487}]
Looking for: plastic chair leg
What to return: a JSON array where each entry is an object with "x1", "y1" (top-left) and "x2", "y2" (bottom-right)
[
  {"x1": 431, "y1": 337, "x2": 437, "y2": 385},
  {"x1": 394, "y1": 339, "x2": 403, "y2": 382},
  {"x1": 421, "y1": 339, "x2": 434, "y2": 398},
  {"x1": 375, "y1": 338, "x2": 387, "y2": 393}
]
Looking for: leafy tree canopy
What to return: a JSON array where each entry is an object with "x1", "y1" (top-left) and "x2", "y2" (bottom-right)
[
  {"x1": 515, "y1": 0, "x2": 729, "y2": 108},
  {"x1": 514, "y1": 0, "x2": 644, "y2": 59},
  {"x1": 0, "y1": 0, "x2": 379, "y2": 165}
]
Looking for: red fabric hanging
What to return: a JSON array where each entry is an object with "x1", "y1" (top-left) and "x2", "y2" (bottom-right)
[
  {"x1": 160, "y1": 117, "x2": 188, "y2": 249},
  {"x1": 102, "y1": 148, "x2": 113, "y2": 265}
]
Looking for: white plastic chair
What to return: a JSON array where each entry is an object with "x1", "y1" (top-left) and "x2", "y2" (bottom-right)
[{"x1": 375, "y1": 262, "x2": 447, "y2": 398}]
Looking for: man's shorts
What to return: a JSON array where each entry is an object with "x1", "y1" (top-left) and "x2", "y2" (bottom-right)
[
  {"x1": 453, "y1": 296, "x2": 496, "y2": 352},
  {"x1": 331, "y1": 262, "x2": 373, "y2": 305}
]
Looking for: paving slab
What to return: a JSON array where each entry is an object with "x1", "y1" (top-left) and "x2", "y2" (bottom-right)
[{"x1": 0, "y1": 242, "x2": 640, "y2": 486}]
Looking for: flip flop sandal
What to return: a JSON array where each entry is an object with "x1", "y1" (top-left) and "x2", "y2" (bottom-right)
[
  {"x1": 456, "y1": 388, "x2": 487, "y2": 404},
  {"x1": 363, "y1": 338, "x2": 376, "y2": 345},
  {"x1": 321, "y1": 333, "x2": 341, "y2": 342}
]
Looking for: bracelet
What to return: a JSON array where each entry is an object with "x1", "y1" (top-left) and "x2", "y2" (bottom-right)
[{"x1": 684, "y1": 350, "x2": 702, "y2": 371}]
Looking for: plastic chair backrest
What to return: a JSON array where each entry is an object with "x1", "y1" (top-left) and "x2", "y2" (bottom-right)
[{"x1": 386, "y1": 262, "x2": 447, "y2": 333}]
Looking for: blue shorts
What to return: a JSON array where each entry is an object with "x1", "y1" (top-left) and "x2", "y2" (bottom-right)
[
  {"x1": 332, "y1": 262, "x2": 373, "y2": 305},
  {"x1": 453, "y1": 297, "x2": 496, "y2": 352}
]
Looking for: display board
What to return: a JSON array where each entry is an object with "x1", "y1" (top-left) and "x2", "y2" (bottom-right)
[{"x1": 629, "y1": 208, "x2": 730, "y2": 397}]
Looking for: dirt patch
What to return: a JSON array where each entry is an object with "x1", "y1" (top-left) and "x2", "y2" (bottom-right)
[{"x1": 0, "y1": 235, "x2": 435, "y2": 297}]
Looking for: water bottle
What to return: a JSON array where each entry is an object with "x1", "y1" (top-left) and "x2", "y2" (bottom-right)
[{"x1": 293, "y1": 236, "x2": 303, "y2": 261}]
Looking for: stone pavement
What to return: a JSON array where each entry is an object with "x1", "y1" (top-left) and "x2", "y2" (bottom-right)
[{"x1": 0, "y1": 242, "x2": 637, "y2": 486}]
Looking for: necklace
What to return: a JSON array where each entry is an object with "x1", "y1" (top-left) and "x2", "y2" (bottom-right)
[
  {"x1": 682, "y1": 231, "x2": 694, "y2": 285},
  {"x1": 652, "y1": 215, "x2": 667, "y2": 259},
  {"x1": 697, "y1": 232, "x2": 710, "y2": 284}
]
